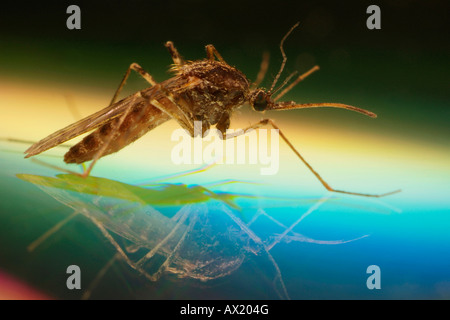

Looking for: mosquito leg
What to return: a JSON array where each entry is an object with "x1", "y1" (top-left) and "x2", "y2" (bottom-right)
[
  {"x1": 109, "y1": 63, "x2": 157, "y2": 106},
  {"x1": 205, "y1": 44, "x2": 226, "y2": 63},
  {"x1": 27, "y1": 210, "x2": 80, "y2": 252},
  {"x1": 135, "y1": 204, "x2": 191, "y2": 268},
  {"x1": 224, "y1": 118, "x2": 401, "y2": 198},
  {"x1": 149, "y1": 96, "x2": 194, "y2": 134},
  {"x1": 82, "y1": 253, "x2": 120, "y2": 300},
  {"x1": 80, "y1": 93, "x2": 139, "y2": 178},
  {"x1": 251, "y1": 51, "x2": 270, "y2": 89},
  {"x1": 149, "y1": 80, "x2": 209, "y2": 136},
  {"x1": 81, "y1": 85, "x2": 198, "y2": 178},
  {"x1": 273, "y1": 65, "x2": 320, "y2": 101},
  {"x1": 80, "y1": 80, "x2": 199, "y2": 178},
  {"x1": 88, "y1": 215, "x2": 140, "y2": 273},
  {"x1": 165, "y1": 41, "x2": 185, "y2": 66}
]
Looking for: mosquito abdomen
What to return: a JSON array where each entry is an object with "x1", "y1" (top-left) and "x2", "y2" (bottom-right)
[{"x1": 64, "y1": 100, "x2": 171, "y2": 164}]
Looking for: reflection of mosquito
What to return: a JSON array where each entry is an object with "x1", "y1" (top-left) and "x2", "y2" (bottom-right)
[
  {"x1": 18, "y1": 165, "x2": 289, "y2": 299},
  {"x1": 19, "y1": 165, "x2": 375, "y2": 300},
  {"x1": 24, "y1": 22, "x2": 399, "y2": 198},
  {"x1": 18, "y1": 166, "x2": 246, "y2": 298}
]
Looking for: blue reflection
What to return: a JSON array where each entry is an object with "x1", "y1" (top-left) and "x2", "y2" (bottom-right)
[{"x1": 1, "y1": 143, "x2": 449, "y2": 299}]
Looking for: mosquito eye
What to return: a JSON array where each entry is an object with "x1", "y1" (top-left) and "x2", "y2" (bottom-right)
[{"x1": 253, "y1": 93, "x2": 268, "y2": 111}]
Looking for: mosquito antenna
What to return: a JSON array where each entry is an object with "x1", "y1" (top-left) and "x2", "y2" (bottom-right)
[
  {"x1": 252, "y1": 51, "x2": 270, "y2": 89},
  {"x1": 269, "y1": 22, "x2": 300, "y2": 93},
  {"x1": 274, "y1": 65, "x2": 320, "y2": 101},
  {"x1": 271, "y1": 71, "x2": 298, "y2": 95}
]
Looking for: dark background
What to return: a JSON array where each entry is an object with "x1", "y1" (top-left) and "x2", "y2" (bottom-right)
[
  {"x1": 0, "y1": 0, "x2": 448, "y2": 49},
  {"x1": 0, "y1": 0, "x2": 449, "y2": 141}
]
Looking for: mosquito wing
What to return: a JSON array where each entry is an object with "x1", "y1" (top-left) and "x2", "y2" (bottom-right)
[
  {"x1": 25, "y1": 71, "x2": 205, "y2": 158},
  {"x1": 25, "y1": 92, "x2": 149, "y2": 158}
]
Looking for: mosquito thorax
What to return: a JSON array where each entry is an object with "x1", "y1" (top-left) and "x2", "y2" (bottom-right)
[{"x1": 249, "y1": 89, "x2": 274, "y2": 112}]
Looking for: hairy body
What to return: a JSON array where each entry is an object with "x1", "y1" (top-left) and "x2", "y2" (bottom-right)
[{"x1": 27, "y1": 60, "x2": 250, "y2": 164}]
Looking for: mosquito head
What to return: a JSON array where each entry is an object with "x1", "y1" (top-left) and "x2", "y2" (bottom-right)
[{"x1": 249, "y1": 89, "x2": 275, "y2": 112}]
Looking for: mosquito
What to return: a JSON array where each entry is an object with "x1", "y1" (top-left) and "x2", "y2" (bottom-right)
[{"x1": 24, "y1": 22, "x2": 400, "y2": 198}]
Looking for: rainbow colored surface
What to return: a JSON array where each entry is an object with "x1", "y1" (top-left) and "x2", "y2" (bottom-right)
[{"x1": 0, "y1": 2, "x2": 448, "y2": 299}]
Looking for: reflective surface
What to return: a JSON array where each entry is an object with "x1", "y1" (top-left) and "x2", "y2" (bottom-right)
[{"x1": 1, "y1": 130, "x2": 449, "y2": 299}]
